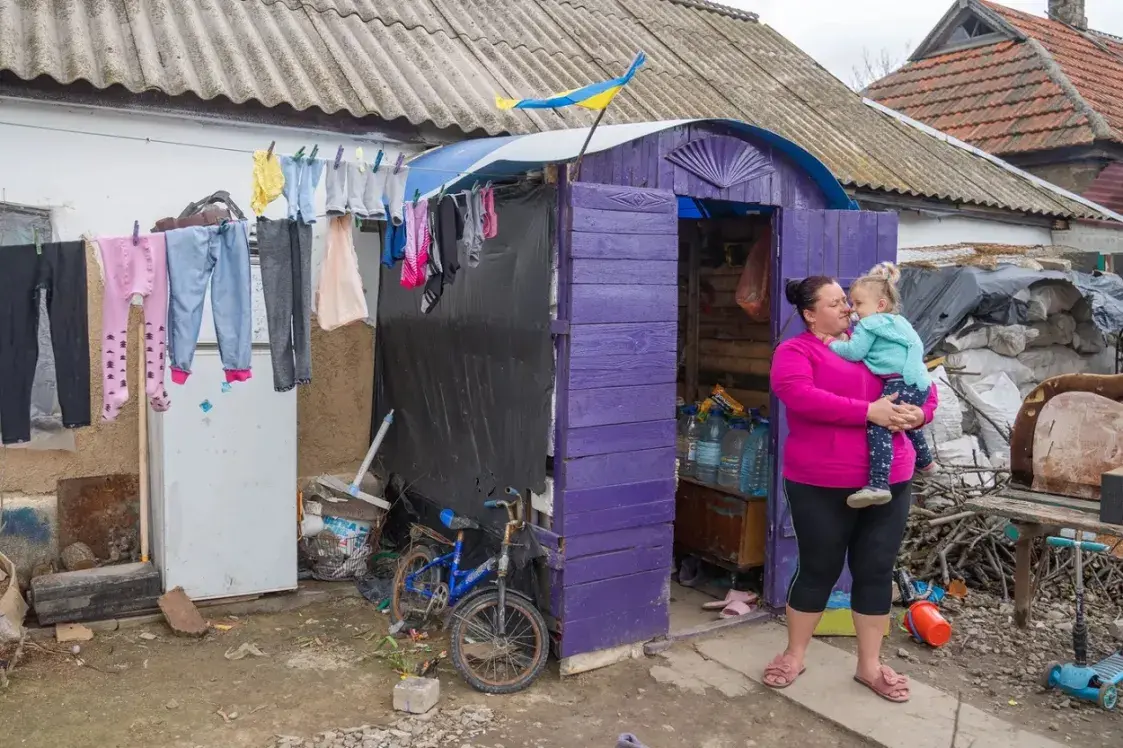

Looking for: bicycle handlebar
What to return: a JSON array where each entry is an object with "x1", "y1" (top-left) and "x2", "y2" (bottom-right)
[{"x1": 1047, "y1": 536, "x2": 1109, "y2": 553}]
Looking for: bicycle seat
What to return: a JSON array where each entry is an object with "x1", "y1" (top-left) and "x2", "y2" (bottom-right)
[{"x1": 439, "y1": 508, "x2": 479, "y2": 532}]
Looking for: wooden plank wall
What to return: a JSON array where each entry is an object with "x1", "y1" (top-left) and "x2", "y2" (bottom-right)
[
  {"x1": 677, "y1": 217, "x2": 772, "y2": 414},
  {"x1": 553, "y1": 181, "x2": 679, "y2": 659}
]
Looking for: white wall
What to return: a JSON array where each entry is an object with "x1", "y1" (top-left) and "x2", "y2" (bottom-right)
[
  {"x1": 0, "y1": 97, "x2": 418, "y2": 312},
  {"x1": 896, "y1": 210, "x2": 1052, "y2": 249}
]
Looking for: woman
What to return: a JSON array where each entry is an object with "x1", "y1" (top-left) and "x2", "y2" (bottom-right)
[{"x1": 762, "y1": 276, "x2": 937, "y2": 703}]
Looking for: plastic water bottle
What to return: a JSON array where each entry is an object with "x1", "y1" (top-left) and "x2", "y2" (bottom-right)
[
  {"x1": 676, "y1": 406, "x2": 695, "y2": 477},
  {"x1": 740, "y1": 415, "x2": 766, "y2": 495},
  {"x1": 695, "y1": 410, "x2": 727, "y2": 485},
  {"x1": 718, "y1": 419, "x2": 750, "y2": 488},
  {"x1": 682, "y1": 408, "x2": 702, "y2": 478},
  {"x1": 749, "y1": 418, "x2": 772, "y2": 497}
]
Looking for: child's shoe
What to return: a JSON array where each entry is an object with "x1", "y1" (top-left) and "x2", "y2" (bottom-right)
[{"x1": 847, "y1": 486, "x2": 892, "y2": 509}]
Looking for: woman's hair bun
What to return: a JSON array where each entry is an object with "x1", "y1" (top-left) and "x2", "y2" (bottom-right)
[{"x1": 785, "y1": 279, "x2": 802, "y2": 305}]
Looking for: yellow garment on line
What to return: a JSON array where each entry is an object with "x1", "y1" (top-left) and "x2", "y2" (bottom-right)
[{"x1": 251, "y1": 150, "x2": 285, "y2": 216}]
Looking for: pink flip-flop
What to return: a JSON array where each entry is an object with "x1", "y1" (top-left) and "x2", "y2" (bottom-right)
[
  {"x1": 854, "y1": 666, "x2": 911, "y2": 703},
  {"x1": 719, "y1": 599, "x2": 758, "y2": 618},
  {"x1": 702, "y1": 589, "x2": 758, "y2": 611},
  {"x1": 763, "y1": 653, "x2": 806, "y2": 689}
]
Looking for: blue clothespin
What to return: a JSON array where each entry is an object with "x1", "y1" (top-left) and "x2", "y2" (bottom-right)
[
  {"x1": 309, "y1": 145, "x2": 319, "y2": 161},
  {"x1": 294, "y1": 146, "x2": 306, "y2": 161},
  {"x1": 33, "y1": 228, "x2": 42, "y2": 256},
  {"x1": 372, "y1": 150, "x2": 384, "y2": 173},
  {"x1": 132, "y1": 221, "x2": 140, "y2": 246}
]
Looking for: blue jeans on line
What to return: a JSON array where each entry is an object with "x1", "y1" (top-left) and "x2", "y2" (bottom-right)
[
  {"x1": 165, "y1": 221, "x2": 253, "y2": 383},
  {"x1": 868, "y1": 377, "x2": 933, "y2": 490}
]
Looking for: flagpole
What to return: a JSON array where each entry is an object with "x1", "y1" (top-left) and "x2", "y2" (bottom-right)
[{"x1": 572, "y1": 106, "x2": 609, "y2": 181}]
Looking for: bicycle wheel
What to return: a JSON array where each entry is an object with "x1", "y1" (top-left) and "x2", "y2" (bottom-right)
[
  {"x1": 391, "y1": 545, "x2": 440, "y2": 624},
  {"x1": 449, "y1": 588, "x2": 550, "y2": 694}
]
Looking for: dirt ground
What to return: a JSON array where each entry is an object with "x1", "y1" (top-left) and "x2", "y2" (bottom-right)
[{"x1": 1, "y1": 596, "x2": 868, "y2": 748}]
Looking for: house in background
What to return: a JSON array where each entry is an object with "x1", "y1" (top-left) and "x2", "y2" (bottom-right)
[{"x1": 867, "y1": 0, "x2": 1123, "y2": 216}]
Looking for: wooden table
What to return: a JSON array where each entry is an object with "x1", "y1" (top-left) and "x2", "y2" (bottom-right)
[
  {"x1": 965, "y1": 487, "x2": 1123, "y2": 628},
  {"x1": 675, "y1": 475, "x2": 767, "y2": 572}
]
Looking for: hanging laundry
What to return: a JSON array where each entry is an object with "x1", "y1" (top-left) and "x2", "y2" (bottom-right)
[
  {"x1": 257, "y1": 218, "x2": 312, "y2": 392},
  {"x1": 457, "y1": 189, "x2": 485, "y2": 268},
  {"x1": 0, "y1": 240, "x2": 91, "y2": 445},
  {"x1": 347, "y1": 161, "x2": 389, "y2": 220},
  {"x1": 317, "y1": 216, "x2": 368, "y2": 331},
  {"x1": 384, "y1": 165, "x2": 409, "y2": 226},
  {"x1": 401, "y1": 199, "x2": 430, "y2": 289},
  {"x1": 251, "y1": 150, "x2": 285, "y2": 216},
  {"x1": 96, "y1": 234, "x2": 172, "y2": 421},
  {"x1": 324, "y1": 158, "x2": 349, "y2": 216},
  {"x1": 280, "y1": 156, "x2": 324, "y2": 223},
  {"x1": 165, "y1": 221, "x2": 254, "y2": 384},
  {"x1": 421, "y1": 194, "x2": 463, "y2": 314},
  {"x1": 481, "y1": 186, "x2": 498, "y2": 239}
]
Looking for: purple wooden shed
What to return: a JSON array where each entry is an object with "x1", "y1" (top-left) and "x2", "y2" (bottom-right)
[{"x1": 408, "y1": 118, "x2": 898, "y2": 664}]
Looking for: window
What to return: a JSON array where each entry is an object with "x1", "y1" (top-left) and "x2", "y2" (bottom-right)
[{"x1": 947, "y1": 17, "x2": 996, "y2": 45}]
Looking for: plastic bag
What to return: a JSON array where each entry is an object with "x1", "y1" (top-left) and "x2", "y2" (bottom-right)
[
  {"x1": 925, "y1": 366, "x2": 963, "y2": 448},
  {"x1": 987, "y1": 324, "x2": 1037, "y2": 357},
  {"x1": 1027, "y1": 281, "x2": 1082, "y2": 322},
  {"x1": 1028, "y1": 313, "x2": 1075, "y2": 347},
  {"x1": 958, "y1": 373, "x2": 1021, "y2": 467},
  {"x1": 1073, "y1": 321, "x2": 1107, "y2": 354},
  {"x1": 735, "y1": 235, "x2": 769, "y2": 322}
]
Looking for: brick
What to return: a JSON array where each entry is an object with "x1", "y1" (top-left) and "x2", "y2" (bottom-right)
[{"x1": 392, "y1": 676, "x2": 439, "y2": 714}]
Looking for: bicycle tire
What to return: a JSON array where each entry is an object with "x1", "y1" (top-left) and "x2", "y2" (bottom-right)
[
  {"x1": 391, "y1": 545, "x2": 438, "y2": 624},
  {"x1": 449, "y1": 588, "x2": 549, "y2": 694}
]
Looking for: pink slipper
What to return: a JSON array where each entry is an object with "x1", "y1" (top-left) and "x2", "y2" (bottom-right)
[
  {"x1": 763, "y1": 653, "x2": 805, "y2": 689},
  {"x1": 854, "y1": 666, "x2": 910, "y2": 703},
  {"x1": 702, "y1": 589, "x2": 758, "y2": 611},
  {"x1": 719, "y1": 599, "x2": 758, "y2": 618}
]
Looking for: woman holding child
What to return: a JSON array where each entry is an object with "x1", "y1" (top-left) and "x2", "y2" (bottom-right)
[{"x1": 761, "y1": 264, "x2": 937, "y2": 704}]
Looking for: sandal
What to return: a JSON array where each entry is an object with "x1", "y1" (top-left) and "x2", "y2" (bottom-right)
[
  {"x1": 702, "y1": 589, "x2": 758, "y2": 611},
  {"x1": 854, "y1": 665, "x2": 911, "y2": 703},
  {"x1": 719, "y1": 599, "x2": 759, "y2": 619},
  {"x1": 762, "y1": 653, "x2": 806, "y2": 689}
]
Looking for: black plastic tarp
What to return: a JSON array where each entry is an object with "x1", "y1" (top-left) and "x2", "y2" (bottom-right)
[
  {"x1": 374, "y1": 185, "x2": 555, "y2": 527},
  {"x1": 900, "y1": 265, "x2": 1123, "y2": 353}
]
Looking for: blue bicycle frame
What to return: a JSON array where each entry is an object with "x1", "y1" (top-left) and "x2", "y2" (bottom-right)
[{"x1": 403, "y1": 530, "x2": 497, "y2": 606}]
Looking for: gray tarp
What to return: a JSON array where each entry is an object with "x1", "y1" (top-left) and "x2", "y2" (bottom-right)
[{"x1": 900, "y1": 266, "x2": 1123, "y2": 353}]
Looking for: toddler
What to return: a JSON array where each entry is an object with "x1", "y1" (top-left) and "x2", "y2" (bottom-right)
[{"x1": 829, "y1": 262, "x2": 934, "y2": 508}]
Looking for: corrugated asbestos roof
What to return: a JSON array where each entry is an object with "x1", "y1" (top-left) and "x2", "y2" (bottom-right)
[
  {"x1": 867, "y1": 1, "x2": 1123, "y2": 156},
  {"x1": 0, "y1": 0, "x2": 1112, "y2": 220}
]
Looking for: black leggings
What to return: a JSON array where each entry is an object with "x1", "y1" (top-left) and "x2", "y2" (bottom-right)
[
  {"x1": 0, "y1": 241, "x2": 91, "y2": 444},
  {"x1": 784, "y1": 479, "x2": 911, "y2": 616}
]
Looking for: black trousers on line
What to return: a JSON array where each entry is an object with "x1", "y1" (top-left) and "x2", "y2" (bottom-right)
[
  {"x1": 784, "y1": 479, "x2": 911, "y2": 616},
  {"x1": 0, "y1": 241, "x2": 91, "y2": 444}
]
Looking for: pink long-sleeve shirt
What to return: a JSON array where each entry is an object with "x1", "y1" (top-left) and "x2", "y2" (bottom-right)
[{"x1": 770, "y1": 331, "x2": 939, "y2": 488}]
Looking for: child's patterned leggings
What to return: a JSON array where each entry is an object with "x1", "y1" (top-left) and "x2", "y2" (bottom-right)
[
  {"x1": 96, "y1": 235, "x2": 171, "y2": 421},
  {"x1": 868, "y1": 377, "x2": 933, "y2": 490}
]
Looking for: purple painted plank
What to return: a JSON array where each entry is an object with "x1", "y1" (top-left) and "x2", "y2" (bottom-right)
[
  {"x1": 568, "y1": 350, "x2": 678, "y2": 389},
  {"x1": 565, "y1": 419, "x2": 676, "y2": 458},
  {"x1": 569, "y1": 322, "x2": 677, "y2": 356},
  {"x1": 563, "y1": 447, "x2": 675, "y2": 490},
  {"x1": 555, "y1": 169, "x2": 573, "y2": 494},
  {"x1": 554, "y1": 568, "x2": 668, "y2": 620},
  {"x1": 876, "y1": 211, "x2": 899, "y2": 265},
  {"x1": 558, "y1": 602, "x2": 669, "y2": 658},
  {"x1": 569, "y1": 232, "x2": 678, "y2": 260},
  {"x1": 856, "y1": 211, "x2": 879, "y2": 276},
  {"x1": 571, "y1": 259, "x2": 677, "y2": 285},
  {"x1": 579, "y1": 152, "x2": 611, "y2": 184},
  {"x1": 822, "y1": 210, "x2": 840, "y2": 279},
  {"x1": 562, "y1": 544, "x2": 672, "y2": 586},
  {"x1": 567, "y1": 383, "x2": 676, "y2": 428},
  {"x1": 562, "y1": 499, "x2": 675, "y2": 537},
  {"x1": 571, "y1": 208, "x2": 677, "y2": 236},
  {"x1": 570, "y1": 284, "x2": 678, "y2": 324},
  {"x1": 565, "y1": 522, "x2": 673, "y2": 559},
  {"x1": 806, "y1": 208, "x2": 825, "y2": 276},
  {"x1": 838, "y1": 211, "x2": 862, "y2": 279},
  {"x1": 559, "y1": 479, "x2": 675, "y2": 517},
  {"x1": 570, "y1": 182, "x2": 676, "y2": 214}
]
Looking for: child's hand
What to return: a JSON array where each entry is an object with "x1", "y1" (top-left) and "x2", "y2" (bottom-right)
[{"x1": 835, "y1": 332, "x2": 850, "y2": 342}]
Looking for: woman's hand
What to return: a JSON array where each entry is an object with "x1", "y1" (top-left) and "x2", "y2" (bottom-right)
[
  {"x1": 888, "y1": 404, "x2": 926, "y2": 432},
  {"x1": 866, "y1": 393, "x2": 901, "y2": 428}
]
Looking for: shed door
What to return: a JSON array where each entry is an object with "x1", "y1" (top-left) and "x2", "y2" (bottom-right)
[
  {"x1": 555, "y1": 181, "x2": 679, "y2": 659},
  {"x1": 766, "y1": 208, "x2": 899, "y2": 608}
]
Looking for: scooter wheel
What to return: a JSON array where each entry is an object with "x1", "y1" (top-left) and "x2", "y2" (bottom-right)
[
  {"x1": 1098, "y1": 683, "x2": 1118, "y2": 711},
  {"x1": 1040, "y1": 662, "x2": 1062, "y2": 690}
]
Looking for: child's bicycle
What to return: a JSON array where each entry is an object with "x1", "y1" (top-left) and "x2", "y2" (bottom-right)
[{"x1": 391, "y1": 487, "x2": 549, "y2": 694}]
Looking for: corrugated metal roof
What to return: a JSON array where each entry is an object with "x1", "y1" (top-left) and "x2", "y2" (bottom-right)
[{"x1": 0, "y1": 0, "x2": 1113, "y2": 220}]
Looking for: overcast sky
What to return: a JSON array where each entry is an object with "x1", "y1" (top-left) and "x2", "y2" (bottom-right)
[{"x1": 720, "y1": 0, "x2": 1123, "y2": 87}]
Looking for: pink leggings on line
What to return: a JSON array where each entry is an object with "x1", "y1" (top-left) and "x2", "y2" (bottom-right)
[{"x1": 96, "y1": 235, "x2": 171, "y2": 421}]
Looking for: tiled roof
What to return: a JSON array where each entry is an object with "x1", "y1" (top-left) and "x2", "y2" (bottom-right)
[
  {"x1": 0, "y1": 0, "x2": 1113, "y2": 220},
  {"x1": 1084, "y1": 161, "x2": 1123, "y2": 215},
  {"x1": 867, "y1": 1, "x2": 1123, "y2": 156}
]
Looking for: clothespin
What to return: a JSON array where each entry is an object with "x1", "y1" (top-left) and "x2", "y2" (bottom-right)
[
  {"x1": 309, "y1": 145, "x2": 319, "y2": 161},
  {"x1": 356, "y1": 147, "x2": 365, "y2": 174},
  {"x1": 393, "y1": 153, "x2": 405, "y2": 174},
  {"x1": 412, "y1": 189, "x2": 420, "y2": 203},
  {"x1": 33, "y1": 228, "x2": 42, "y2": 256},
  {"x1": 372, "y1": 150, "x2": 384, "y2": 173},
  {"x1": 294, "y1": 146, "x2": 306, "y2": 161},
  {"x1": 266, "y1": 141, "x2": 275, "y2": 158},
  {"x1": 132, "y1": 220, "x2": 140, "y2": 246},
  {"x1": 334, "y1": 146, "x2": 344, "y2": 170}
]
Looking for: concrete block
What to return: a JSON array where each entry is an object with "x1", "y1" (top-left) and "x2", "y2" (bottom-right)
[{"x1": 393, "y1": 676, "x2": 439, "y2": 714}]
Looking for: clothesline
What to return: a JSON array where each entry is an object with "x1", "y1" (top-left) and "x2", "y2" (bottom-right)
[{"x1": 0, "y1": 118, "x2": 540, "y2": 181}]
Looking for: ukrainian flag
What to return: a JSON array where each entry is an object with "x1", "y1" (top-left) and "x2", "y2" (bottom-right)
[{"x1": 496, "y1": 52, "x2": 647, "y2": 111}]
